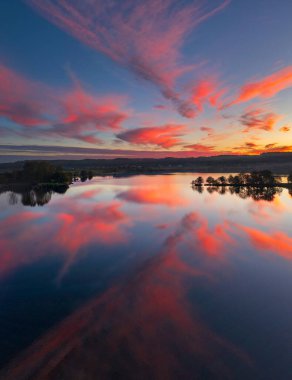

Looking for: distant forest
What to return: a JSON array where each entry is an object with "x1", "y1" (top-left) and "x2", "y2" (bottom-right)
[
  {"x1": 1, "y1": 152, "x2": 292, "y2": 175},
  {"x1": 0, "y1": 161, "x2": 93, "y2": 185}
]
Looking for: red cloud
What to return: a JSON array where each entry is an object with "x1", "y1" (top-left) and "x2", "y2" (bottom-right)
[
  {"x1": 27, "y1": 0, "x2": 230, "y2": 117},
  {"x1": 116, "y1": 124, "x2": 186, "y2": 148},
  {"x1": 229, "y1": 66, "x2": 292, "y2": 106},
  {"x1": 239, "y1": 108, "x2": 281, "y2": 132}
]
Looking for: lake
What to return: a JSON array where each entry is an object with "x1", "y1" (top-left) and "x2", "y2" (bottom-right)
[{"x1": 0, "y1": 174, "x2": 291, "y2": 379}]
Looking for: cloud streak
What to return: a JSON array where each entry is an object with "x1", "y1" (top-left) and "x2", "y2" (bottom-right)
[
  {"x1": 0, "y1": 64, "x2": 54, "y2": 127},
  {"x1": 228, "y1": 66, "x2": 292, "y2": 106},
  {"x1": 191, "y1": 78, "x2": 227, "y2": 111},
  {"x1": 239, "y1": 108, "x2": 282, "y2": 132},
  {"x1": 0, "y1": 64, "x2": 129, "y2": 144},
  {"x1": 117, "y1": 124, "x2": 186, "y2": 148},
  {"x1": 27, "y1": 0, "x2": 230, "y2": 117}
]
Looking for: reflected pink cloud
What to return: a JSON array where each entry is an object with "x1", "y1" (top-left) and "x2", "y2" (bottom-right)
[
  {"x1": 1, "y1": 211, "x2": 251, "y2": 380},
  {"x1": 117, "y1": 180, "x2": 189, "y2": 207},
  {"x1": 175, "y1": 212, "x2": 236, "y2": 258},
  {"x1": 55, "y1": 201, "x2": 130, "y2": 253},
  {"x1": 248, "y1": 197, "x2": 286, "y2": 224},
  {"x1": 0, "y1": 211, "x2": 48, "y2": 277},
  {"x1": 240, "y1": 226, "x2": 292, "y2": 260},
  {"x1": 0, "y1": 199, "x2": 131, "y2": 281}
]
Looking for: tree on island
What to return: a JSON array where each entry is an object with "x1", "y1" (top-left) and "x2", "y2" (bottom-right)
[
  {"x1": 22, "y1": 161, "x2": 73, "y2": 184},
  {"x1": 0, "y1": 161, "x2": 72, "y2": 185},
  {"x1": 218, "y1": 176, "x2": 227, "y2": 185},
  {"x1": 192, "y1": 176, "x2": 204, "y2": 186},
  {"x1": 206, "y1": 176, "x2": 216, "y2": 186},
  {"x1": 192, "y1": 170, "x2": 285, "y2": 188}
]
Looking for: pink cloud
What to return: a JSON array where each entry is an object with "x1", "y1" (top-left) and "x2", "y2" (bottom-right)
[
  {"x1": 51, "y1": 87, "x2": 129, "y2": 143},
  {"x1": 191, "y1": 78, "x2": 227, "y2": 111},
  {"x1": 184, "y1": 143, "x2": 215, "y2": 154},
  {"x1": 0, "y1": 64, "x2": 53, "y2": 126},
  {"x1": 200, "y1": 126, "x2": 215, "y2": 135},
  {"x1": 27, "y1": 0, "x2": 230, "y2": 117},
  {"x1": 0, "y1": 64, "x2": 129, "y2": 144},
  {"x1": 239, "y1": 108, "x2": 281, "y2": 132},
  {"x1": 228, "y1": 66, "x2": 292, "y2": 106},
  {"x1": 117, "y1": 124, "x2": 186, "y2": 148}
]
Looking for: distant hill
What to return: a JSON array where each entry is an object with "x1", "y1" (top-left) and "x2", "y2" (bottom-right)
[{"x1": 1, "y1": 152, "x2": 292, "y2": 174}]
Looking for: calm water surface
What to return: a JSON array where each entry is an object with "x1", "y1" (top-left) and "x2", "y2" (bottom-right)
[{"x1": 0, "y1": 174, "x2": 291, "y2": 379}]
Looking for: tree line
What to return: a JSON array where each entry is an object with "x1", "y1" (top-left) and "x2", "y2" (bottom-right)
[
  {"x1": 192, "y1": 170, "x2": 292, "y2": 187},
  {"x1": 0, "y1": 161, "x2": 94, "y2": 185}
]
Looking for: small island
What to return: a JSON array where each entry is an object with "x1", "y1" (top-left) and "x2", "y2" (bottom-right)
[
  {"x1": 191, "y1": 171, "x2": 292, "y2": 188},
  {"x1": 0, "y1": 161, "x2": 94, "y2": 206}
]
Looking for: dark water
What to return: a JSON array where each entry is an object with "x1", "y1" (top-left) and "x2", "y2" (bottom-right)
[{"x1": 0, "y1": 174, "x2": 291, "y2": 379}]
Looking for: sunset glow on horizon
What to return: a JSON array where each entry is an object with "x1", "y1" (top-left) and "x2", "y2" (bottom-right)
[{"x1": 1, "y1": 0, "x2": 292, "y2": 161}]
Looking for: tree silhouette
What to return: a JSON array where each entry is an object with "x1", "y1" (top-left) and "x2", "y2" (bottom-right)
[
  {"x1": 218, "y1": 176, "x2": 227, "y2": 185},
  {"x1": 206, "y1": 176, "x2": 216, "y2": 185},
  {"x1": 192, "y1": 176, "x2": 204, "y2": 186}
]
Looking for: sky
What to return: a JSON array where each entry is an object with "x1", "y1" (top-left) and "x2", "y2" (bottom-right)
[{"x1": 0, "y1": 0, "x2": 292, "y2": 162}]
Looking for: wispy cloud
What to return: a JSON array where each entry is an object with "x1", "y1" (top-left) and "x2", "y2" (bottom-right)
[
  {"x1": 232, "y1": 141, "x2": 292, "y2": 154},
  {"x1": 279, "y1": 125, "x2": 290, "y2": 133},
  {"x1": 116, "y1": 124, "x2": 186, "y2": 148},
  {"x1": 191, "y1": 78, "x2": 227, "y2": 111},
  {"x1": 227, "y1": 66, "x2": 292, "y2": 106},
  {"x1": 0, "y1": 64, "x2": 54, "y2": 126},
  {"x1": 27, "y1": 0, "x2": 230, "y2": 117},
  {"x1": 183, "y1": 143, "x2": 218, "y2": 155},
  {"x1": 0, "y1": 64, "x2": 129, "y2": 144},
  {"x1": 239, "y1": 108, "x2": 282, "y2": 132}
]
